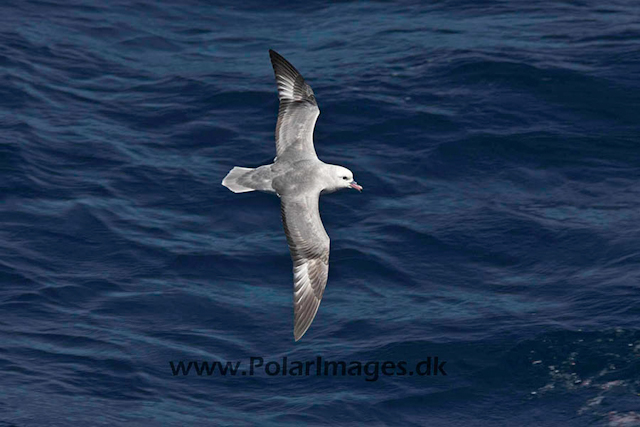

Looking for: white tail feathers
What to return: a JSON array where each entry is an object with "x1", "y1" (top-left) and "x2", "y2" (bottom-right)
[{"x1": 222, "y1": 167, "x2": 256, "y2": 193}]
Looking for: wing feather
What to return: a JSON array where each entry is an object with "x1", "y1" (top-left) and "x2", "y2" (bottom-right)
[
  {"x1": 269, "y1": 50, "x2": 320, "y2": 161},
  {"x1": 280, "y1": 194, "x2": 329, "y2": 341}
]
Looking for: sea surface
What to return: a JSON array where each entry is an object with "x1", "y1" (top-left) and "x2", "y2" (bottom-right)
[{"x1": 1, "y1": 1, "x2": 639, "y2": 425}]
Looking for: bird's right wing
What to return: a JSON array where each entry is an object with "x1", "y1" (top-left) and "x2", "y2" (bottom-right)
[
  {"x1": 280, "y1": 193, "x2": 330, "y2": 341},
  {"x1": 269, "y1": 49, "x2": 320, "y2": 161}
]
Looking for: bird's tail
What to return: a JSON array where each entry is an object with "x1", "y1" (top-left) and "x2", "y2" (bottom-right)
[{"x1": 222, "y1": 167, "x2": 256, "y2": 193}]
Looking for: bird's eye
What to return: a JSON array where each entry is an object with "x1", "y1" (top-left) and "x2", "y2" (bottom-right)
[{"x1": 342, "y1": 176, "x2": 348, "y2": 180}]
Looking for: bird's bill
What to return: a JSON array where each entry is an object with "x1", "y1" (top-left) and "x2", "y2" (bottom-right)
[{"x1": 349, "y1": 181, "x2": 363, "y2": 192}]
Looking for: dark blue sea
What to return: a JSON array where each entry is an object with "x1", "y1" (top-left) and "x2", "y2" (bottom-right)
[{"x1": 1, "y1": 1, "x2": 639, "y2": 425}]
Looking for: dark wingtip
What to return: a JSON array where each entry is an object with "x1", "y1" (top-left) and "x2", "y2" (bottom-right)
[
  {"x1": 268, "y1": 49, "x2": 282, "y2": 63},
  {"x1": 268, "y1": 49, "x2": 316, "y2": 106},
  {"x1": 268, "y1": 49, "x2": 297, "y2": 73}
]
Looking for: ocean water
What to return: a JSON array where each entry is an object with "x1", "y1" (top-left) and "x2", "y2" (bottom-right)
[{"x1": 1, "y1": 0, "x2": 639, "y2": 425}]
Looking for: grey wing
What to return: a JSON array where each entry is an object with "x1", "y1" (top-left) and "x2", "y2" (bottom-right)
[
  {"x1": 280, "y1": 194, "x2": 330, "y2": 341},
  {"x1": 269, "y1": 49, "x2": 320, "y2": 160}
]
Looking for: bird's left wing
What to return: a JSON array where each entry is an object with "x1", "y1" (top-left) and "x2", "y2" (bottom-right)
[{"x1": 269, "y1": 49, "x2": 320, "y2": 161}]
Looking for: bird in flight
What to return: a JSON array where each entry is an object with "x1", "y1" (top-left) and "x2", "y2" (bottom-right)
[{"x1": 222, "y1": 50, "x2": 362, "y2": 341}]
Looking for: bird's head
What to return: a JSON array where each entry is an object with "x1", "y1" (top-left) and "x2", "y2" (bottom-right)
[{"x1": 324, "y1": 165, "x2": 362, "y2": 193}]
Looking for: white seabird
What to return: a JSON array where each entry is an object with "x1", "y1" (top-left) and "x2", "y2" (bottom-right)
[{"x1": 222, "y1": 50, "x2": 362, "y2": 341}]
